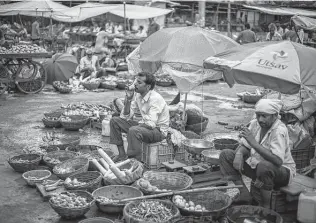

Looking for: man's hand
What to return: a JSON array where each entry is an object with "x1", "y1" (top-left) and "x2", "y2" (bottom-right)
[
  {"x1": 239, "y1": 128, "x2": 258, "y2": 148},
  {"x1": 125, "y1": 90, "x2": 134, "y2": 101},
  {"x1": 233, "y1": 153, "x2": 244, "y2": 172}
]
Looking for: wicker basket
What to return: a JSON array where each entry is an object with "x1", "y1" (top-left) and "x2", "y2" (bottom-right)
[
  {"x1": 59, "y1": 135, "x2": 81, "y2": 146},
  {"x1": 186, "y1": 110, "x2": 205, "y2": 125},
  {"x1": 185, "y1": 117, "x2": 209, "y2": 135},
  {"x1": 53, "y1": 157, "x2": 89, "y2": 180},
  {"x1": 58, "y1": 87, "x2": 72, "y2": 94},
  {"x1": 212, "y1": 138, "x2": 239, "y2": 151},
  {"x1": 124, "y1": 199, "x2": 180, "y2": 223},
  {"x1": 22, "y1": 169, "x2": 51, "y2": 187},
  {"x1": 43, "y1": 150, "x2": 77, "y2": 169},
  {"x1": 52, "y1": 81, "x2": 60, "y2": 91},
  {"x1": 92, "y1": 185, "x2": 143, "y2": 214},
  {"x1": 64, "y1": 171, "x2": 102, "y2": 192},
  {"x1": 100, "y1": 82, "x2": 117, "y2": 90},
  {"x1": 42, "y1": 117, "x2": 62, "y2": 128},
  {"x1": 49, "y1": 190, "x2": 94, "y2": 219},
  {"x1": 242, "y1": 94, "x2": 263, "y2": 104},
  {"x1": 172, "y1": 190, "x2": 232, "y2": 218},
  {"x1": 61, "y1": 115, "x2": 90, "y2": 131},
  {"x1": 79, "y1": 217, "x2": 114, "y2": 223},
  {"x1": 8, "y1": 154, "x2": 41, "y2": 173},
  {"x1": 156, "y1": 80, "x2": 173, "y2": 87},
  {"x1": 44, "y1": 110, "x2": 63, "y2": 118},
  {"x1": 82, "y1": 81, "x2": 101, "y2": 90},
  {"x1": 138, "y1": 171, "x2": 193, "y2": 195}
]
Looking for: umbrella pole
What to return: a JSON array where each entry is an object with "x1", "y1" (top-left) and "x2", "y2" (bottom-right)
[
  {"x1": 124, "y1": 1, "x2": 126, "y2": 35},
  {"x1": 183, "y1": 93, "x2": 188, "y2": 120}
]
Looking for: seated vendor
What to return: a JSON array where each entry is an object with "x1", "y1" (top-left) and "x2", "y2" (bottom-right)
[
  {"x1": 136, "y1": 26, "x2": 147, "y2": 38},
  {"x1": 109, "y1": 72, "x2": 169, "y2": 162},
  {"x1": 219, "y1": 99, "x2": 296, "y2": 207},
  {"x1": 75, "y1": 49, "x2": 99, "y2": 82}
]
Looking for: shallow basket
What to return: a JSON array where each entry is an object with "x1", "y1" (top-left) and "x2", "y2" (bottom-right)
[
  {"x1": 22, "y1": 169, "x2": 51, "y2": 187},
  {"x1": 185, "y1": 117, "x2": 209, "y2": 135},
  {"x1": 79, "y1": 217, "x2": 114, "y2": 223},
  {"x1": 156, "y1": 80, "x2": 173, "y2": 87},
  {"x1": 172, "y1": 190, "x2": 232, "y2": 218},
  {"x1": 49, "y1": 190, "x2": 94, "y2": 219},
  {"x1": 242, "y1": 94, "x2": 263, "y2": 104},
  {"x1": 124, "y1": 199, "x2": 180, "y2": 223},
  {"x1": 213, "y1": 138, "x2": 239, "y2": 151},
  {"x1": 61, "y1": 115, "x2": 90, "y2": 131},
  {"x1": 82, "y1": 81, "x2": 101, "y2": 90},
  {"x1": 53, "y1": 157, "x2": 89, "y2": 180},
  {"x1": 100, "y1": 82, "x2": 117, "y2": 90},
  {"x1": 58, "y1": 87, "x2": 72, "y2": 94},
  {"x1": 139, "y1": 171, "x2": 193, "y2": 195},
  {"x1": 43, "y1": 150, "x2": 77, "y2": 169},
  {"x1": 59, "y1": 135, "x2": 81, "y2": 146},
  {"x1": 64, "y1": 171, "x2": 102, "y2": 192},
  {"x1": 44, "y1": 109, "x2": 63, "y2": 118},
  {"x1": 8, "y1": 154, "x2": 41, "y2": 173},
  {"x1": 186, "y1": 110, "x2": 205, "y2": 125},
  {"x1": 92, "y1": 185, "x2": 143, "y2": 214},
  {"x1": 42, "y1": 117, "x2": 62, "y2": 128}
]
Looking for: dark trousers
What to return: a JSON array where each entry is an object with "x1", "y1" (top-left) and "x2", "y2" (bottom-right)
[
  {"x1": 219, "y1": 149, "x2": 290, "y2": 190},
  {"x1": 109, "y1": 116, "x2": 165, "y2": 159}
]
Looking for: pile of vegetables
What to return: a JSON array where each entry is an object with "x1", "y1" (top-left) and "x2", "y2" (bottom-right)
[
  {"x1": 52, "y1": 81, "x2": 73, "y2": 93},
  {"x1": 127, "y1": 200, "x2": 174, "y2": 223},
  {"x1": 43, "y1": 179, "x2": 63, "y2": 192},
  {"x1": 173, "y1": 195, "x2": 207, "y2": 212},
  {"x1": 64, "y1": 178, "x2": 86, "y2": 187},
  {"x1": 156, "y1": 72, "x2": 173, "y2": 83},
  {"x1": 0, "y1": 44, "x2": 47, "y2": 54},
  {"x1": 138, "y1": 178, "x2": 170, "y2": 193},
  {"x1": 43, "y1": 156, "x2": 61, "y2": 165},
  {"x1": 23, "y1": 147, "x2": 47, "y2": 156},
  {"x1": 61, "y1": 102, "x2": 112, "y2": 119},
  {"x1": 54, "y1": 166, "x2": 75, "y2": 174},
  {"x1": 11, "y1": 158, "x2": 32, "y2": 163},
  {"x1": 96, "y1": 196, "x2": 117, "y2": 203},
  {"x1": 50, "y1": 192, "x2": 89, "y2": 208}
]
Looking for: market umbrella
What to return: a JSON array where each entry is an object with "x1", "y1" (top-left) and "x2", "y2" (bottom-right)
[
  {"x1": 203, "y1": 41, "x2": 316, "y2": 95},
  {"x1": 44, "y1": 53, "x2": 78, "y2": 85}
]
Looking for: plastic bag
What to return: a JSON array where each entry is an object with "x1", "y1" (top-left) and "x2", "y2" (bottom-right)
[{"x1": 287, "y1": 122, "x2": 312, "y2": 150}]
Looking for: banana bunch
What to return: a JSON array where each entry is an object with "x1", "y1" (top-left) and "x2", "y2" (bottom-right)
[{"x1": 42, "y1": 131, "x2": 58, "y2": 143}]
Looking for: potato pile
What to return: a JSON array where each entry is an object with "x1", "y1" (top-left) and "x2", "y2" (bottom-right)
[
  {"x1": 0, "y1": 44, "x2": 47, "y2": 54},
  {"x1": 64, "y1": 177, "x2": 86, "y2": 187},
  {"x1": 50, "y1": 192, "x2": 89, "y2": 208},
  {"x1": 173, "y1": 195, "x2": 207, "y2": 212},
  {"x1": 138, "y1": 178, "x2": 170, "y2": 193}
]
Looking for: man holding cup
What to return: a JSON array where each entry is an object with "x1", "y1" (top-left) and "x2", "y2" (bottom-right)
[{"x1": 109, "y1": 72, "x2": 169, "y2": 162}]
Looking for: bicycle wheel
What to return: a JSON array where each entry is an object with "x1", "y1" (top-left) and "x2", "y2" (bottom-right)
[{"x1": 16, "y1": 61, "x2": 47, "y2": 94}]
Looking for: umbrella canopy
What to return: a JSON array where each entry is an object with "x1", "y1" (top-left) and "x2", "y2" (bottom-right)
[
  {"x1": 203, "y1": 41, "x2": 316, "y2": 95},
  {"x1": 128, "y1": 26, "x2": 238, "y2": 93},
  {"x1": 44, "y1": 53, "x2": 78, "y2": 85},
  {"x1": 291, "y1": 15, "x2": 316, "y2": 31}
]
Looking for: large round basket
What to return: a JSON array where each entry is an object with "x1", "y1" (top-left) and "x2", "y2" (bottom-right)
[
  {"x1": 59, "y1": 135, "x2": 81, "y2": 146},
  {"x1": 242, "y1": 94, "x2": 263, "y2": 104},
  {"x1": 49, "y1": 190, "x2": 94, "y2": 219},
  {"x1": 64, "y1": 171, "x2": 102, "y2": 192},
  {"x1": 185, "y1": 117, "x2": 209, "y2": 135},
  {"x1": 100, "y1": 82, "x2": 117, "y2": 90},
  {"x1": 138, "y1": 171, "x2": 193, "y2": 195},
  {"x1": 79, "y1": 217, "x2": 114, "y2": 223},
  {"x1": 43, "y1": 150, "x2": 77, "y2": 169},
  {"x1": 212, "y1": 138, "x2": 239, "y2": 151},
  {"x1": 58, "y1": 87, "x2": 72, "y2": 94},
  {"x1": 124, "y1": 199, "x2": 180, "y2": 223},
  {"x1": 61, "y1": 115, "x2": 90, "y2": 131},
  {"x1": 186, "y1": 110, "x2": 206, "y2": 125},
  {"x1": 8, "y1": 154, "x2": 41, "y2": 173},
  {"x1": 172, "y1": 190, "x2": 232, "y2": 218},
  {"x1": 42, "y1": 117, "x2": 62, "y2": 128},
  {"x1": 227, "y1": 205, "x2": 283, "y2": 223},
  {"x1": 82, "y1": 81, "x2": 101, "y2": 90},
  {"x1": 53, "y1": 157, "x2": 89, "y2": 180},
  {"x1": 22, "y1": 169, "x2": 51, "y2": 187},
  {"x1": 92, "y1": 185, "x2": 143, "y2": 214},
  {"x1": 44, "y1": 109, "x2": 63, "y2": 119},
  {"x1": 156, "y1": 80, "x2": 173, "y2": 87}
]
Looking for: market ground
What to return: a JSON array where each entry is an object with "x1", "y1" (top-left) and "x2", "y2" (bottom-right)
[{"x1": 0, "y1": 82, "x2": 261, "y2": 223}]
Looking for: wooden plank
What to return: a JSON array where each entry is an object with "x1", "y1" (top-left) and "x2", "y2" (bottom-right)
[
  {"x1": 191, "y1": 179, "x2": 227, "y2": 189},
  {"x1": 192, "y1": 170, "x2": 223, "y2": 184},
  {"x1": 36, "y1": 183, "x2": 66, "y2": 202}
]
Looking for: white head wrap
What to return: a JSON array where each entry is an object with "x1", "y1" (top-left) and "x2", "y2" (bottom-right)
[{"x1": 255, "y1": 99, "x2": 283, "y2": 114}]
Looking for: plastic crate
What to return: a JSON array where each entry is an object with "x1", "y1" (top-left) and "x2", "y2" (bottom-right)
[
  {"x1": 141, "y1": 141, "x2": 186, "y2": 170},
  {"x1": 291, "y1": 145, "x2": 315, "y2": 170}
]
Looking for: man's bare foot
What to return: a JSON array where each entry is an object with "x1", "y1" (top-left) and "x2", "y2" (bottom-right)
[{"x1": 112, "y1": 155, "x2": 128, "y2": 163}]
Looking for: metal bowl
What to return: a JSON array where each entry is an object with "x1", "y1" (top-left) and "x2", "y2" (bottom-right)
[
  {"x1": 201, "y1": 149, "x2": 221, "y2": 165},
  {"x1": 182, "y1": 139, "x2": 214, "y2": 155}
]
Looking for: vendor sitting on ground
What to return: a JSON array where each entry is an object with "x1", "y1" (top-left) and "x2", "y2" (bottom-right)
[
  {"x1": 109, "y1": 72, "x2": 169, "y2": 162},
  {"x1": 75, "y1": 49, "x2": 100, "y2": 82},
  {"x1": 219, "y1": 99, "x2": 296, "y2": 207}
]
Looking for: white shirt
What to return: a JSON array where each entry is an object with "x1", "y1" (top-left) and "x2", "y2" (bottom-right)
[{"x1": 79, "y1": 55, "x2": 98, "y2": 72}]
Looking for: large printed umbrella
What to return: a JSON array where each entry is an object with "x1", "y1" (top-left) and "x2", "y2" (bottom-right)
[
  {"x1": 203, "y1": 41, "x2": 316, "y2": 95},
  {"x1": 44, "y1": 53, "x2": 78, "y2": 84}
]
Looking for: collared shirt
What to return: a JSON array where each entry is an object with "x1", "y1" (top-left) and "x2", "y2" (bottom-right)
[
  {"x1": 147, "y1": 22, "x2": 160, "y2": 37},
  {"x1": 241, "y1": 119, "x2": 296, "y2": 183},
  {"x1": 266, "y1": 32, "x2": 282, "y2": 41},
  {"x1": 121, "y1": 90, "x2": 169, "y2": 136},
  {"x1": 79, "y1": 55, "x2": 98, "y2": 72},
  {"x1": 236, "y1": 29, "x2": 256, "y2": 44},
  {"x1": 277, "y1": 27, "x2": 284, "y2": 36}
]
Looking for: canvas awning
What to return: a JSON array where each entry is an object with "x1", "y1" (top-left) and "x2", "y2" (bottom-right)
[
  {"x1": 291, "y1": 15, "x2": 316, "y2": 30},
  {"x1": 243, "y1": 5, "x2": 316, "y2": 17}
]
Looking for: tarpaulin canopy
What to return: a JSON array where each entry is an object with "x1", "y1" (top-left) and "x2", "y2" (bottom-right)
[
  {"x1": 243, "y1": 5, "x2": 316, "y2": 17},
  {"x1": 291, "y1": 15, "x2": 316, "y2": 30},
  {"x1": 0, "y1": 0, "x2": 69, "y2": 17}
]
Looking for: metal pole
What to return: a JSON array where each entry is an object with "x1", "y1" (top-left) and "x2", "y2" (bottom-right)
[
  {"x1": 124, "y1": 1, "x2": 126, "y2": 35},
  {"x1": 227, "y1": 2, "x2": 231, "y2": 38}
]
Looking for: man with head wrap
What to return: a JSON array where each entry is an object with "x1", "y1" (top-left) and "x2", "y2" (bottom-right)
[{"x1": 219, "y1": 99, "x2": 296, "y2": 208}]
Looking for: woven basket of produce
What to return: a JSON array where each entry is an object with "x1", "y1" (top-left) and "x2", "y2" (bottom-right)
[
  {"x1": 100, "y1": 82, "x2": 117, "y2": 90},
  {"x1": 52, "y1": 81, "x2": 60, "y2": 91},
  {"x1": 43, "y1": 150, "x2": 77, "y2": 169},
  {"x1": 59, "y1": 135, "x2": 81, "y2": 146},
  {"x1": 212, "y1": 138, "x2": 239, "y2": 151},
  {"x1": 8, "y1": 154, "x2": 41, "y2": 173},
  {"x1": 64, "y1": 171, "x2": 102, "y2": 193},
  {"x1": 82, "y1": 81, "x2": 101, "y2": 90},
  {"x1": 22, "y1": 169, "x2": 51, "y2": 187},
  {"x1": 137, "y1": 171, "x2": 193, "y2": 195},
  {"x1": 79, "y1": 217, "x2": 114, "y2": 223},
  {"x1": 60, "y1": 115, "x2": 90, "y2": 131},
  {"x1": 42, "y1": 117, "x2": 62, "y2": 128},
  {"x1": 186, "y1": 110, "x2": 206, "y2": 125},
  {"x1": 185, "y1": 117, "x2": 209, "y2": 135},
  {"x1": 58, "y1": 87, "x2": 72, "y2": 94},
  {"x1": 156, "y1": 80, "x2": 173, "y2": 87},
  {"x1": 53, "y1": 157, "x2": 89, "y2": 180},
  {"x1": 242, "y1": 94, "x2": 263, "y2": 104},
  {"x1": 93, "y1": 185, "x2": 143, "y2": 214},
  {"x1": 44, "y1": 109, "x2": 63, "y2": 118},
  {"x1": 172, "y1": 190, "x2": 232, "y2": 218},
  {"x1": 124, "y1": 199, "x2": 180, "y2": 223},
  {"x1": 103, "y1": 159, "x2": 144, "y2": 185},
  {"x1": 49, "y1": 190, "x2": 94, "y2": 219}
]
